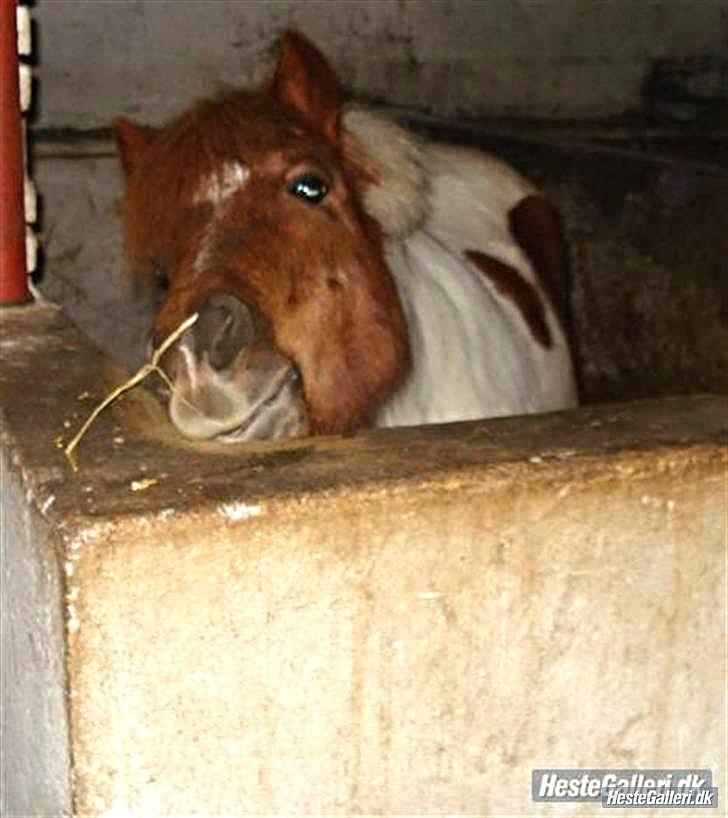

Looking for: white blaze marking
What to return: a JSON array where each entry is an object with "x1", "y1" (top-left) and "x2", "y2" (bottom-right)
[
  {"x1": 192, "y1": 218, "x2": 216, "y2": 276},
  {"x1": 191, "y1": 161, "x2": 249, "y2": 276},
  {"x1": 194, "y1": 161, "x2": 249, "y2": 206}
]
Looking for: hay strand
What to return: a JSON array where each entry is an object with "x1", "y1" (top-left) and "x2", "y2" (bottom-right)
[{"x1": 63, "y1": 313, "x2": 199, "y2": 471}]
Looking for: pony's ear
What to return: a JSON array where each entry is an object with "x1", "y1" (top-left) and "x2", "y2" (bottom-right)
[
  {"x1": 272, "y1": 31, "x2": 341, "y2": 144},
  {"x1": 113, "y1": 117, "x2": 158, "y2": 177}
]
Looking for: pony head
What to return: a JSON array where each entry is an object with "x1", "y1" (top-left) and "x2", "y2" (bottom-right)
[{"x1": 114, "y1": 31, "x2": 410, "y2": 440}]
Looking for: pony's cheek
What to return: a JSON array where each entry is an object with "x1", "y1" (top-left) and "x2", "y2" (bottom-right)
[
  {"x1": 270, "y1": 297, "x2": 322, "y2": 364},
  {"x1": 266, "y1": 314, "x2": 334, "y2": 430}
]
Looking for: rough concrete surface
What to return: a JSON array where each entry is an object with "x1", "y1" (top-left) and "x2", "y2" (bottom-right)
[
  {"x1": 34, "y1": 0, "x2": 727, "y2": 128},
  {"x1": 34, "y1": 152, "x2": 153, "y2": 369},
  {"x1": 0, "y1": 447, "x2": 72, "y2": 817},
  {"x1": 1, "y1": 304, "x2": 725, "y2": 815}
]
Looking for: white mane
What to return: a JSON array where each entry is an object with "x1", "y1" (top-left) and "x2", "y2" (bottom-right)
[{"x1": 343, "y1": 107, "x2": 430, "y2": 240}]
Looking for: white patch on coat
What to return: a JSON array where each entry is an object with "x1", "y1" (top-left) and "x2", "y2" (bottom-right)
[
  {"x1": 193, "y1": 160, "x2": 250, "y2": 206},
  {"x1": 192, "y1": 218, "x2": 216, "y2": 276},
  {"x1": 353, "y1": 135, "x2": 579, "y2": 427}
]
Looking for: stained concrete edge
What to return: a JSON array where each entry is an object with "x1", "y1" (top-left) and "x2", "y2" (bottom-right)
[{"x1": 1, "y1": 303, "x2": 726, "y2": 537}]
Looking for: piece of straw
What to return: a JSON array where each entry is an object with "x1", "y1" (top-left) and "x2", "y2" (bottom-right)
[{"x1": 63, "y1": 313, "x2": 199, "y2": 471}]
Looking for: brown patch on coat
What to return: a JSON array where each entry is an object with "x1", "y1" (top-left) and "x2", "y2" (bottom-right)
[
  {"x1": 508, "y1": 195, "x2": 569, "y2": 333},
  {"x1": 508, "y1": 194, "x2": 581, "y2": 393},
  {"x1": 465, "y1": 249, "x2": 552, "y2": 348}
]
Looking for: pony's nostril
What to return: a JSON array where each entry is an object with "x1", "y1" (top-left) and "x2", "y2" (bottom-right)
[{"x1": 193, "y1": 294, "x2": 256, "y2": 371}]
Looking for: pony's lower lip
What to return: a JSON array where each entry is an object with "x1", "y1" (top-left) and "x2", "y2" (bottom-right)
[{"x1": 215, "y1": 367, "x2": 300, "y2": 441}]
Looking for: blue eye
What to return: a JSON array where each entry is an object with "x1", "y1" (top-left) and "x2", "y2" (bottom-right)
[{"x1": 287, "y1": 174, "x2": 329, "y2": 204}]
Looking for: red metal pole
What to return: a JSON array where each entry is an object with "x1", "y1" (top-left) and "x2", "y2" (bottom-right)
[{"x1": 0, "y1": 0, "x2": 30, "y2": 304}]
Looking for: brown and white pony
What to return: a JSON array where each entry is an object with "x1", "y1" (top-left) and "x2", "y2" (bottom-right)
[{"x1": 114, "y1": 31, "x2": 577, "y2": 441}]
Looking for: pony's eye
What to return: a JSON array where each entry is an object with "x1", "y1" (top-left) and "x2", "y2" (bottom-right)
[{"x1": 287, "y1": 174, "x2": 329, "y2": 205}]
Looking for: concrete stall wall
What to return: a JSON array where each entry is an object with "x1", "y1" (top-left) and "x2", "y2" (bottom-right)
[
  {"x1": 0, "y1": 448, "x2": 71, "y2": 816},
  {"x1": 34, "y1": 0, "x2": 727, "y2": 127},
  {"x1": 0, "y1": 305, "x2": 725, "y2": 816}
]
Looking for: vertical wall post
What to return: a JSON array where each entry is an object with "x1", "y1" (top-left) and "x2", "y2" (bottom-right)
[{"x1": 0, "y1": 0, "x2": 30, "y2": 305}]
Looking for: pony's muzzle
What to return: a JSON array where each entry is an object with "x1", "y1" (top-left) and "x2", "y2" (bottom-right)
[
  {"x1": 191, "y1": 294, "x2": 255, "y2": 372},
  {"x1": 164, "y1": 293, "x2": 309, "y2": 441}
]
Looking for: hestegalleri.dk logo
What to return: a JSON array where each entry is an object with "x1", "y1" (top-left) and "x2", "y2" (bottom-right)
[{"x1": 532, "y1": 769, "x2": 718, "y2": 808}]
